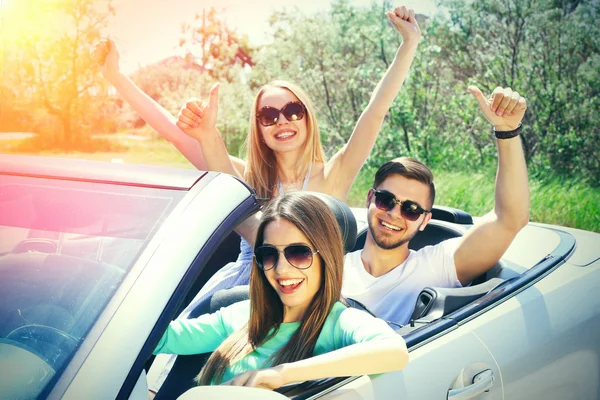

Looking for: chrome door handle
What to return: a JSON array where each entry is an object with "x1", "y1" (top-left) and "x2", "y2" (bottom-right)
[{"x1": 447, "y1": 369, "x2": 495, "y2": 400}]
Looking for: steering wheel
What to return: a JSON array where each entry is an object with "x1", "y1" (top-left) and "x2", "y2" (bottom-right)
[{"x1": 7, "y1": 324, "x2": 80, "y2": 369}]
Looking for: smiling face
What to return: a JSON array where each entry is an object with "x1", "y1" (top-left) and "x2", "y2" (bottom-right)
[
  {"x1": 262, "y1": 217, "x2": 322, "y2": 321},
  {"x1": 257, "y1": 87, "x2": 309, "y2": 155},
  {"x1": 367, "y1": 174, "x2": 432, "y2": 250}
]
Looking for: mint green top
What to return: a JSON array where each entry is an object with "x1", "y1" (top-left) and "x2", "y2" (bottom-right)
[{"x1": 154, "y1": 300, "x2": 396, "y2": 383}]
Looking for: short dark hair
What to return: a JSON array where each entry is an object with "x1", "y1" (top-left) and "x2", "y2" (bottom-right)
[{"x1": 373, "y1": 157, "x2": 436, "y2": 208}]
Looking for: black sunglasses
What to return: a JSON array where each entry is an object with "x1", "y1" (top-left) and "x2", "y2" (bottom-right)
[
  {"x1": 254, "y1": 244, "x2": 318, "y2": 271},
  {"x1": 256, "y1": 101, "x2": 306, "y2": 127},
  {"x1": 370, "y1": 189, "x2": 431, "y2": 221}
]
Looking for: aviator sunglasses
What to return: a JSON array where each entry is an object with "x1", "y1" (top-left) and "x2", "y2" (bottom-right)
[
  {"x1": 256, "y1": 101, "x2": 306, "y2": 127},
  {"x1": 254, "y1": 244, "x2": 319, "y2": 271},
  {"x1": 370, "y1": 189, "x2": 431, "y2": 221}
]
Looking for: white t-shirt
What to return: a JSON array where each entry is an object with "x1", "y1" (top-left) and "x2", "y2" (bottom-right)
[{"x1": 341, "y1": 238, "x2": 462, "y2": 327}]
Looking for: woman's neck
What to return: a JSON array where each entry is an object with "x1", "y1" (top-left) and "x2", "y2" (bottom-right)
[
  {"x1": 283, "y1": 304, "x2": 306, "y2": 323},
  {"x1": 275, "y1": 149, "x2": 308, "y2": 184}
]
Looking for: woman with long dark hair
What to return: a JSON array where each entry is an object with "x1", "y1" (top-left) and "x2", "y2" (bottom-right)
[{"x1": 153, "y1": 192, "x2": 408, "y2": 389}]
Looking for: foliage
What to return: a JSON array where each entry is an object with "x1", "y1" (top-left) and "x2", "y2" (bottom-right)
[
  {"x1": 120, "y1": 8, "x2": 255, "y2": 154},
  {"x1": 178, "y1": 8, "x2": 255, "y2": 82},
  {"x1": 250, "y1": 0, "x2": 599, "y2": 184},
  {"x1": 1, "y1": 0, "x2": 115, "y2": 148},
  {"x1": 1, "y1": 0, "x2": 597, "y2": 229},
  {"x1": 437, "y1": 0, "x2": 600, "y2": 183}
]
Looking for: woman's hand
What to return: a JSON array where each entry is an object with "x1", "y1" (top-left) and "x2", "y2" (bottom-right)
[
  {"x1": 221, "y1": 365, "x2": 286, "y2": 390},
  {"x1": 385, "y1": 6, "x2": 421, "y2": 43},
  {"x1": 175, "y1": 83, "x2": 221, "y2": 141},
  {"x1": 93, "y1": 38, "x2": 120, "y2": 80}
]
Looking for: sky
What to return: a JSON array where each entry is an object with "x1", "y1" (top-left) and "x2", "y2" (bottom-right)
[{"x1": 105, "y1": 0, "x2": 438, "y2": 74}]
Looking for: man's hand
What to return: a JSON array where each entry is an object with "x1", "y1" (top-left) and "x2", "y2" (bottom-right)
[
  {"x1": 385, "y1": 6, "x2": 421, "y2": 43},
  {"x1": 175, "y1": 83, "x2": 220, "y2": 141},
  {"x1": 93, "y1": 38, "x2": 120, "y2": 80},
  {"x1": 221, "y1": 366, "x2": 286, "y2": 390},
  {"x1": 468, "y1": 86, "x2": 527, "y2": 131}
]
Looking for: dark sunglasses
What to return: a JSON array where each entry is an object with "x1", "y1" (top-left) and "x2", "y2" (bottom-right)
[
  {"x1": 370, "y1": 189, "x2": 431, "y2": 221},
  {"x1": 254, "y1": 244, "x2": 318, "y2": 271},
  {"x1": 256, "y1": 101, "x2": 306, "y2": 127}
]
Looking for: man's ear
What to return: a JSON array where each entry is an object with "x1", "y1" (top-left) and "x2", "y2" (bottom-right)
[
  {"x1": 419, "y1": 212, "x2": 432, "y2": 231},
  {"x1": 366, "y1": 189, "x2": 374, "y2": 208}
]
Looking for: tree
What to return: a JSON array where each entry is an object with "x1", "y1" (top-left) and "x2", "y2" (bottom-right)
[
  {"x1": 438, "y1": 0, "x2": 600, "y2": 182},
  {"x1": 178, "y1": 8, "x2": 255, "y2": 83},
  {"x1": 5, "y1": 0, "x2": 115, "y2": 148}
]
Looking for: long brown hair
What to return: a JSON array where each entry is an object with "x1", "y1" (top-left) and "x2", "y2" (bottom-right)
[
  {"x1": 244, "y1": 81, "x2": 326, "y2": 199},
  {"x1": 196, "y1": 192, "x2": 344, "y2": 385}
]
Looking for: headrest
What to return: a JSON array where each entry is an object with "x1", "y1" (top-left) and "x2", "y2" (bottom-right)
[{"x1": 305, "y1": 192, "x2": 357, "y2": 254}]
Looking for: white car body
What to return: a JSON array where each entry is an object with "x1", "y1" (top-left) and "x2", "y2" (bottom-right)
[{"x1": 0, "y1": 155, "x2": 598, "y2": 400}]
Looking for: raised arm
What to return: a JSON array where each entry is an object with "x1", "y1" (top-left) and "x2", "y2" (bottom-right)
[
  {"x1": 93, "y1": 39, "x2": 211, "y2": 170},
  {"x1": 176, "y1": 84, "x2": 258, "y2": 244},
  {"x1": 454, "y1": 86, "x2": 530, "y2": 285},
  {"x1": 326, "y1": 6, "x2": 421, "y2": 199}
]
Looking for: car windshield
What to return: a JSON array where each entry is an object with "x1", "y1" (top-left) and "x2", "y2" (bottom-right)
[{"x1": 0, "y1": 175, "x2": 184, "y2": 398}]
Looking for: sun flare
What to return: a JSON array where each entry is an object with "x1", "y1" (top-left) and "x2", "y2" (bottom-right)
[{"x1": 1, "y1": 0, "x2": 65, "y2": 46}]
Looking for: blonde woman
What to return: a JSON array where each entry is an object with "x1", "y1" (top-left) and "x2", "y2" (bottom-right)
[
  {"x1": 95, "y1": 5, "x2": 420, "y2": 221},
  {"x1": 153, "y1": 192, "x2": 408, "y2": 390},
  {"x1": 175, "y1": 7, "x2": 420, "y2": 205},
  {"x1": 170, "y1": 5, "x2": 419, "y2": 295}
]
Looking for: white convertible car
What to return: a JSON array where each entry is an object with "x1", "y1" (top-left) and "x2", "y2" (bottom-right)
[{"x1": 0, "y1": 155, "x2": 598, "y2": 400}]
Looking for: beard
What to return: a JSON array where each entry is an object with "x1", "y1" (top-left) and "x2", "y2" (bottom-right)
[{"x1": 367, "y1": 216, "x2": 420, "y2": 250}]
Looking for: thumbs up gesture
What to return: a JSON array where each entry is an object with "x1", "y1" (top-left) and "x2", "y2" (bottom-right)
[
  {"x1": 176, "y1": 83, "x2": 221, "y2": 140},
  {"x1": 468, "y1": 86, "x2": 527, "y2": 131}
]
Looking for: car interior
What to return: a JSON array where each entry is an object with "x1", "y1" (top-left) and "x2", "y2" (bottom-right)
[{"x1": 152, "y1": 194, "x2": 520, "y2": 399}]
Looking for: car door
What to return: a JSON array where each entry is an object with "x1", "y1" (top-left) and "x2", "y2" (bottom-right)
[
  {"x1": 321, "y1": 322, "x2": 502, "y2": 400},
  {"x1": 470, "y1": 227, "x2": 600, "y2": 400}
]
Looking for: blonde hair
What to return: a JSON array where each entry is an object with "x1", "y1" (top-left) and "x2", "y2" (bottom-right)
[
  {"x1": 196, "y1": 192, "x2": 344, "y2": 385},
  {"x1": 244, "y1": 81, "x2": 326, "y2": 199}
]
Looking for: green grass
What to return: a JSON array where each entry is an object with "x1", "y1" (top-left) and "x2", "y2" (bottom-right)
[{"x1": 2, "y1": 136, "x2": 598, "y2": 232}]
